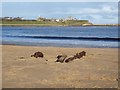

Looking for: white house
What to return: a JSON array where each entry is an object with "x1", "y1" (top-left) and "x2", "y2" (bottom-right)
[{"x1": 56, "y1": 19, "x2": 60, "y2": 22}]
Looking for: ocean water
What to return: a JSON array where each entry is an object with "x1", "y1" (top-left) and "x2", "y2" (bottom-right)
[{"x1": 1, "y1": 26, "x2": 119, "y2": 48}]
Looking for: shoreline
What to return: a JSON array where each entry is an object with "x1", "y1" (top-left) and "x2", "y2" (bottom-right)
[
  {"x1": 2, "y1": 45, "x2": 118, "y2": 88},
  {"x1": 1, "y1": 43, "x2": 119, "y2": 48},
  {"x1": 1, "y1": 24, "x2": 119, "y2": 27},
  {"x1": 2, "y1": 44, "x2": 119, "y2": 50}
]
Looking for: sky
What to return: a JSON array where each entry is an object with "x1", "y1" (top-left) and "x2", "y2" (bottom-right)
[{"x1": 2, "y1": 2, "x2": 118, "y2": 24}]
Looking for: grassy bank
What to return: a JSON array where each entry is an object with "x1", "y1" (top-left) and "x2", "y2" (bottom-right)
[
  {"x1": 2, "y1": 20, "x2": 90, "y2": 26},
  {"x1": 2, "y1": 20, "x2": 118, "y2": 26}
]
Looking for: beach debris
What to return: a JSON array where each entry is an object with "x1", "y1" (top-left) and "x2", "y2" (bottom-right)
[
  {"x1": 116, "y1": 77, "x2": 120, "y2": 81},
  {"x1": 76, "y1": 51, "x2": 86, "y2": 59},
  {"x1": 56, "y1": 55, "x2": 67, "y2": 63},
  {"x1": 65, "y1": 51, "x2": 86, "y2": 63},
  {"x1": 65, "y1": 57, "x2": 74, "y2": 63},
  {"x1": 17, "y1": 56, "x2": 26, "y2": 61},
  {"x1": 31, "y1": 51, "x2": 48, "y2": 61},
  {"x1": 19, "y1": 56, "x2": 25, "y2": 59},
  {"x1": 31, "y1": 51, "x2": 44, "y2": 58}
]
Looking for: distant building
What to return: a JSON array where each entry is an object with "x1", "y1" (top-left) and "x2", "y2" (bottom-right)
[
  {"x1": 13, "y1": 17, "x2": 24, "y2": 21},
  {"x1": 2, "y1": 17, "x2": 13, "y2": 20},
  {"x1": 37, "y1": 16, "x2": 45, "y2": 21},
  {"x1": 56, "y1": 19, "x2": 60, "y2": 22},
  {"x1": 37, "y1": 16, "x2": 51, "y2": 21},
  {"x1": 2, "y1": 17, "x2": 24, "y2": 21}
]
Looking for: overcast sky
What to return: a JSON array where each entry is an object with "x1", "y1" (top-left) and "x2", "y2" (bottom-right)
[{"x1": 2, "y1": 2, "x2": 118, "y2": 24}]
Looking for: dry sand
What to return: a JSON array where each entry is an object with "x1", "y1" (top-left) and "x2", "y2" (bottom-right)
[{"x1": 2, "y1": 45, "x2": 118, "y2": 88}]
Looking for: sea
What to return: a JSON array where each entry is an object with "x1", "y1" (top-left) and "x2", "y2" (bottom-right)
[{"x1": 1, "y1": 26, "x2": 119, "y2": 48}]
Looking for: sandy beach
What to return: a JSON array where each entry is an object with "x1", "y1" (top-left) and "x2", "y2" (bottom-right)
[{"x1": 2, "y1": 45, "x2": 118, "y2": 88}]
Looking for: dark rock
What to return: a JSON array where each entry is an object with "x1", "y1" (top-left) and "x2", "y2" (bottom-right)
[
  {"x1": 31, "y1": 51, "x2": 44, "y2": 58},
  {"x1": 76, "y1": 51, "x2": 86, "y2": 59},
  {"x1": 56, "y1": 55, "x2": 67, "y2": 63},
  {"x1": 65, "y1": 51, "x2": 86, "y2": 63},
  {"x1": 65, "y1": 57, "x2": 74, "y2": 63}
]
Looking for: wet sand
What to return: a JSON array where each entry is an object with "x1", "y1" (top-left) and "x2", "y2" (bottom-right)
[{"x1": 2, "y1": 45, "x2": 118, "y2": 88}]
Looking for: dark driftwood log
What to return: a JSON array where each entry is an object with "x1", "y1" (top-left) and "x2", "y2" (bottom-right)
[
  {"x1": 56, "y1": 55, "x2": 67, "y2": 63},
  {"x1": 65, "y1": 51, "x2": 86, "y2": 63},
  {"x1": 76, "y1": 51, "x2": 86, "y2": 59},
  {"x1": 65, "y1": 57, "x2": 74, "y2": 63},
  {"x1": 31, "y1": 51, "x2": 44, "y2": 58}
]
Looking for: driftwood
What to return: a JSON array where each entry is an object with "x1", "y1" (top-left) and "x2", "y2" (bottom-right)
[
  {"x1": 65, "y1": 51, "x2": 86, "y2": 63},
  {"x1": 76, "y1": 51, "x2": 86, "y2": 59},
  {"x1": 56, "y1": 55, "x2": 67, "y2": 63},
  {"x1": 65, "y1": 57, "x2": 74, "y2": 63},
  {"x1": 31, "y1": 51, "x2": 86, "y2": 63},
  {"x1": 31, "y1": 51, "x2": 44, "y2": 58}
]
